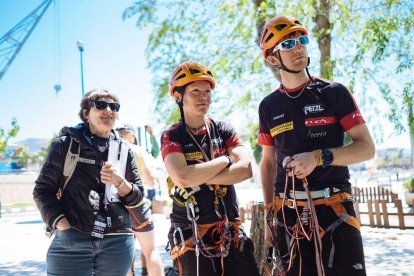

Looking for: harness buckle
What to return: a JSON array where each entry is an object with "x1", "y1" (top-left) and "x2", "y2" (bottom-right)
[
  {"x1": 323, "y1": 187, "x2": 330, "y2": 198},
  {"x1": 286, "y1": 199, "x2": 295, "y2": 209}
]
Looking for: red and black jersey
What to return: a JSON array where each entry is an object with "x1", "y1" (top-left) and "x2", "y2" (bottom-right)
[
  {"x1": 258, "y1": 77, "x2": 365, "y2": 193},
  {"x1": 161, "y1": 118, "x2": 242, "y2": 225}
]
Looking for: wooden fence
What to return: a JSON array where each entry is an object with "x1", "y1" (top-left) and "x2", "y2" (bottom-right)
[{"x1": 352, "y1": 187, "x2": 414, "y2": 230}]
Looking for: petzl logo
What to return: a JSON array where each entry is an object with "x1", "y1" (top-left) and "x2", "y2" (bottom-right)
[
  {"x1": 303, "y1": 104, "x2": 324, "y2": 115},
  {"x1": 305, "y1": 116, "x2": 336, "y2": 127}
]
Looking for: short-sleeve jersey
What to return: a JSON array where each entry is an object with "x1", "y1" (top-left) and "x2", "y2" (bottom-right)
[
  {"x1": 258, "y1": 78, "x2": 365, "y2": 193},
  {"x1": 161, "y1": 118, "x2": 242, "y2": 225}
]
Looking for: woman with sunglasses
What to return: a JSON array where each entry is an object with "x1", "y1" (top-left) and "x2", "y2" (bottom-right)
[
  {"x1": 258, "y1": 16, "x2": 374, "y2": 275},
  {"x1": 161, "y1": 61, "x2": 260, "y2": 276},
  {"x1": 33, "y1": 89, "x2": 144, "y2": 275}
]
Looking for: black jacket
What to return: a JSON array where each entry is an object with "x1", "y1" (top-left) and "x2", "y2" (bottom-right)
[{"x1": 33, "y1": 123, "x2": 144, "y2": 234}]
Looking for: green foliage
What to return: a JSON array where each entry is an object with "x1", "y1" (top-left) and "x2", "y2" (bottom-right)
[
  {"x1": 403, "y1": 178, "x2": 414, "y2": 193},
  {"x1": 15, "y1": 133, "x2": 58, "y2": 167},
  {"x1": 242, "y1": 122, "x2": 262, "y2": 164},
  {"x1": 124, "y1": 0, "x2": 414, "y2": 164},
  {"x1": 0, "y1": 118, "x2": 20, "y2": 154}
]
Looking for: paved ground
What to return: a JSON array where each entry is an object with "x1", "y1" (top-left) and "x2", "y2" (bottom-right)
[
  {"x1": 1, "y1": 210, "x2": 413, "y2": 275},
  {"x1": 0, "y1": 211, "x2": 172, "y2": 275}
]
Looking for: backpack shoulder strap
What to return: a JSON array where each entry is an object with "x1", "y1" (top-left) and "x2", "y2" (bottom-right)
[
  {"x1": 62, "y1": 136, "x2": 80, "y2": 192},
  {"x1": 61, "y1": 135, "x2": 104, "y2": 193}
]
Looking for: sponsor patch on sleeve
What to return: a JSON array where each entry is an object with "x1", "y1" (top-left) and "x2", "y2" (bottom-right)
[
  {"x1": 184, "y1": 152, "x2": 204, "y2": 160},
  {"x1": 270, "y1": 121, "x2": 294, "y2": 137}
]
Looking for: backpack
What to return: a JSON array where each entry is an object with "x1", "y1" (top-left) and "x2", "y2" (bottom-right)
[{"x1": 45, "y1": 135, "x2": 114, "y2": 237}]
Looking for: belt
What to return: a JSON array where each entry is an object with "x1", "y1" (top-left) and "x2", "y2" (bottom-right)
[{"x1": 279, "y1": 187, "x2": 341, "y2": 200}]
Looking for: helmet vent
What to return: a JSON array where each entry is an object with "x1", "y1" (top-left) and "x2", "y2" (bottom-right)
[
  {"x1": 172, "y1": 68, "x2": 183, "y2": 79},
  {"x1": 294, "y1": 20, "x2": 301, "y2": 25},
  {"x1": 207, "y1": 71, "x2": 213, "y2": 77},
  {"x1": 176, "y1": 73, "x2": 186, "y2": 80},
  {"x1": 275, "y1": 24, "x2": 287, "y2": 31},
  {"x1": 189, "y1": 68, "x2": 201, "y2": 75},
  {"x1": 265, "y1": 32, "x2": 274, "y2": 43}
]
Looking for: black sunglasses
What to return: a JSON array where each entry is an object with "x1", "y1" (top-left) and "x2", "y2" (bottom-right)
[{"x1": 94, "y1": 100, "x2": 120, "y2": 112}]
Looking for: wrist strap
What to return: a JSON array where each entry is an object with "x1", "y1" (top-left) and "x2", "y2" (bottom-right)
[
  {"x1": 225, "y1": 155, "x2": 233, "y2": 168},
  {"x1": 115, "y1": 178, "x2": 126, "y2": 189}
]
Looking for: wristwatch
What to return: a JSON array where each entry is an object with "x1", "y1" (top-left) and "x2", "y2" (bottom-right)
[{"x1": 321, "y1": 148, "x2": 334, "y2": 168}]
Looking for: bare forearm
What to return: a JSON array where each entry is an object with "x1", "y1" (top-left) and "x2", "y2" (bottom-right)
[
  {"x1": 171, "y1": 156, "x2": 229, "y2": 188},
  {"x1": 261, "y1": 162, "x2": 276, "y2": 205},
  {"x1": 141, "y1": 168, "x2": 155, "y2": 187},
  {"x1": 331, "y1": 139, "x2": 375, "y2": 166},
  {"x1": 206, "y1": 160, "x2": 252, "y2": 185}
]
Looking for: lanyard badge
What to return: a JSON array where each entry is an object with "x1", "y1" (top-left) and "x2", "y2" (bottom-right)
[{"x1": 91, "y1": 213, "x2": 107, "y2": 239}]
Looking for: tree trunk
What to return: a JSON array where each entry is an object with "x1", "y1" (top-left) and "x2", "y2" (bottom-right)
[
  {"x1": 252, "y1": 0, "x2": 281, "y2": 82},
  {"x1": 250, "y1": 202, "x2": 270, "y2": 274},
  {"x1": 408, "y1": 94, "x2": 414, "y2": 167},
  {"x1": 312, "y1": 0, "x2": 332, "y2": 79}
]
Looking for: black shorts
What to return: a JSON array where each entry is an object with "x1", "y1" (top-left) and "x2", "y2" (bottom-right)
[
  {"x1": 275, "y1": 201, "x2": 366, "y2": 276},
  {"x1": 128, "y1": 199, "x2": 154, "y2": 232}
]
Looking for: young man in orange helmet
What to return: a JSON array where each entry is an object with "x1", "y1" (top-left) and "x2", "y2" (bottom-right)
[
  {"x1": 258, "y1": 16, "x2": 375, "y2": 275},
  {"x1": 161, "y1": 61, "x2": 260, "y2": 276}
]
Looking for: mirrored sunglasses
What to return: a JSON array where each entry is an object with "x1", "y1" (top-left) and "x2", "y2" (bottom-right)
[
  {"x1": 273, "y1": 35, "x2": 309, "y2": 52},
  {"x1": 94, "y1": 100, "x2": 120, "y2": 112}
]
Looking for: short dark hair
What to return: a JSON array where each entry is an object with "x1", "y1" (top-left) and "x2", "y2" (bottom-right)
[
  {"x1": 173, "y1": 83, "x2": 189, "y2": 95},
  {"x1": 79, "y1": 88, "x2": 120, "y2": 123}
]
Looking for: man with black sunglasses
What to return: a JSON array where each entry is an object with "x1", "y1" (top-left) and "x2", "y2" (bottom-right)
[{"x1": 258, "y1": 16, "x2": 375, "y2": 275}]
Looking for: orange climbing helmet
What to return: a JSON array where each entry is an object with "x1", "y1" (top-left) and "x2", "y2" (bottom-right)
[
  {"x1": 259, "y1": 16, "x2": 308, "y2": 59},
  {"x1": 169, "y1": 61, "x2": 215, "y2": 95}
]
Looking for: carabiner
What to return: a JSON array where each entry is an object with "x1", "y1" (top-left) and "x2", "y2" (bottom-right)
[{"x1": 173, "y1": 226, "x2": 186, "y2": 252}]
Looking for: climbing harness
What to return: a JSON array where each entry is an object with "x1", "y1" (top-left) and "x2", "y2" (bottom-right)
[
  {"x1": 262, "y1": 156, "x2": 360, "y2": 276},
  {"x1": 166, "y1": 121, "x2": 238, "y2": 276}
]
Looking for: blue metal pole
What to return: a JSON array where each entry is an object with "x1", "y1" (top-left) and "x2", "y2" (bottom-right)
[{"x1": 77, "y1": 41, "x2": 84, "y2": 96}]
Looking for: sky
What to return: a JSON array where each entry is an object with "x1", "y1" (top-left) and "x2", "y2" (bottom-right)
[
  {"x1": 0, "y1": 0, "x2": 153, "y2": 143},
  {"x1": 0, "y1": 0, "x2": 411, "y2": 150}
]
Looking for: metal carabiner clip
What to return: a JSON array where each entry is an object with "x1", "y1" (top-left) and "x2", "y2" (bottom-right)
[
  {"x1": 173, "y1": 226, "x2": 186, "y2": 252},
  {"x1": 185, "y1": 200, "x2": 199, "y2": 221}
]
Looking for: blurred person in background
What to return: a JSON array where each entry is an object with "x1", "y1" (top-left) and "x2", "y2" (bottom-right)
[{"x1": 117, "y1": 123, "x2": 164, "y2": 276}]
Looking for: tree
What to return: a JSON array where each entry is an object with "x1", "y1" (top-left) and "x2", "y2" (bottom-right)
[
  {"x1": 0, "y1": 118, "x2": 20, "y2": 159},
  {"x1": 15, "y1": 133, "x2": 56, "y2": 169},
  {"x1": 352, "y1": 2, "x2": 414, "y2": 166},
  {"x1": 123, "y1": 0, "x2": 413, "y2": 165}
]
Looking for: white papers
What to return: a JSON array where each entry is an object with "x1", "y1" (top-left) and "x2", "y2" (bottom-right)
[{"x1": 105, "y1": 140, "x2": 128, "y2": 203}]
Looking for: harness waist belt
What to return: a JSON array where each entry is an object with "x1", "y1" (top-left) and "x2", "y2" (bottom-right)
[{"x1": 279, "y1": 187, "x2": 341, "y2": 200}]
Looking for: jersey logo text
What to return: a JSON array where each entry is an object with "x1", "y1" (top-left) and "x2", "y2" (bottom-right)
[
  {"x1": 270, "y1": 121, "x2": 294, "y2": 137},
  {"x1": 303, "y1": 104, "x2": 324, "y2": 115},
  {"x1": 305, "y1": 116, "x2": 336, "y2": 127}
]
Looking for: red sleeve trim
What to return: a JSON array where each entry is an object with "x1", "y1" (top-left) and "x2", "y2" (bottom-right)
[
  {"x1": 161, "y1": 142, "x2": 182, "y2": 160},
  {"x1": 258, "y1": 132, "x2": 274, "y2": 146},
  {"x1": 225, "y1": 134, "x2": 243, "y2": 149},
  {"x1": 340, "y1": 111, "x2": 365, "y2": 131}
]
